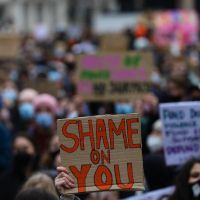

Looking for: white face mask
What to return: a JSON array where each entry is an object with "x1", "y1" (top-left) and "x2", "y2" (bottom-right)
[{"x1": 147, "y1": 135, "x2": 163, "y2": 153}]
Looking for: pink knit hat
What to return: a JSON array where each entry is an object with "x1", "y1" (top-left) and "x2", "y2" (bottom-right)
[{"x1": 33, "y1": 93, "x2": 58, "y2": 114}]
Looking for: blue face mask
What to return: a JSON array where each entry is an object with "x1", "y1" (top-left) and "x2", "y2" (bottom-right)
[
  {"x1": 35, "y1": 112, "x2": 53, "y2": 128},
  {"x1": 115, "y1": 103, "x2": 133, "y2": 114},
  {"x1": 2, "y1": 89, "x2": 17, "y2": 102},
  {"x1": 19, "y1": 103, "x2": 34, "y2": 120},
  {"x1": 48, "y1": 71, "x2": 62, "y2": 81}
]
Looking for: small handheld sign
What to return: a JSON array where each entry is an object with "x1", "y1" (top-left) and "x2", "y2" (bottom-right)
[
  {"x1": 160, "y1": 102, "x2": 200, "y2": 166},
  {"x1": 57, "y1": 113, "x2": 144, "y2": 194}
]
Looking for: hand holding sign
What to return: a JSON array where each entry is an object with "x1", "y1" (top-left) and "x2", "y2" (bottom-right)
[{"x1": 55, "y1": 166, "x2": 75, "y2": 193}]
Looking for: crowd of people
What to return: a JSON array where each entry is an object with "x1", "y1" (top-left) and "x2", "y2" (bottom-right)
[{"x1": 0, "y1": 14, "x2": 200, "y2": 200}]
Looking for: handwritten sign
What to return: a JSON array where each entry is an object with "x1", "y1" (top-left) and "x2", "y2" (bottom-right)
[
  {"x1": 0, "y1": 34, "x2": 20, "y2": 59},
  {"x1": 58, "y1": 114, "x2": 144, "y2": 194},
  {"x1": 76, "y1": 52, "x2": 154, "y2": 101},
  {"x1": 160, "y1": 102, "x2": 200, "y2": 166},
  {"x1": 124, "y1": 186, "x2": 175, "y2": 200}
]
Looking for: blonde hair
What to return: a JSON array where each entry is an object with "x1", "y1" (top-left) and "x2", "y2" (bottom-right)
[{"x1": 23, "y1": 172, "x2": 58, "y2": 199}]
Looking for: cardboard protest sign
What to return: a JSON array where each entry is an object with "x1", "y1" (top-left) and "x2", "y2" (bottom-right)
[
  {"x1": 21, "y1": 79, "x2": 58, "y2": 96},
  {"x1": 76, "y1": 52, "x2": 154, "y2": 101},
  {"x1": 99, "y1": 33, "x2": 129, "y2": 52},
  {"x1": 58, "y1": 113, "x2": 144, "y2": 194},
  {"x1": 124, "y1": 186, "x2": 175, "y2": 200},
  {"x1": 160, "y1": 102, "x2": 200, "y2": 166},
  {"x1": 0, "y1": 34, "x2": 20, "y2": 59}
]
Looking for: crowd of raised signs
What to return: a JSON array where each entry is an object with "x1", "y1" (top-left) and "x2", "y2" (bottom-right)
[{"x1": 0, "y1": 16, "x2": 200, "y2": 200}]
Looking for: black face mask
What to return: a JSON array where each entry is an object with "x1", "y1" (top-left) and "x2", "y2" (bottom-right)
[
  {"x1": 50, "y1": 149, "x2": 60, "y2": 160},
  {"x1": 190, "y1": 180, "x2": 200, "y2": 200},
  {"x1": 65, "y1": 62, "x2": 75, "y2": 71},
  {"x1": 13, "y1": 152, "x2": 35, "y2": 171}
]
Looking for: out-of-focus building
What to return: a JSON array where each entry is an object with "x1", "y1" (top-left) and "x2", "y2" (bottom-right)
[
  {"x1": 0, "y1": 0, "x2": 197, "y2": 33},
  {"x1": 0, "y1": 0, "x2": 69, "y2": 33}
]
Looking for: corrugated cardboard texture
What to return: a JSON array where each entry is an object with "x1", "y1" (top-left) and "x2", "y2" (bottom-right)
[
  {"x1": 58, "y1": 113, "x2": 144, "y2": 194},
  {"x1": 76, "y1": 52, "x2": 154, "y2": 101}
]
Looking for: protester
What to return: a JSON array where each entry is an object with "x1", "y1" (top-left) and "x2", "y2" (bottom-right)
[
  {"x1": 32, "y1": 93, "x2": 58, "y2": 155},
  {"x1": 0, "y1": 134, "x2": 38, "y2": 200},
  {"x1": 12, "y1": 88, "x2": 38, "y2": 132},
  {"x1": 144, "y1": 120, "x2": 175, "y2": 190},
  {"x1": 169, "y1": 158, "x2": 200, "y2": 200}
]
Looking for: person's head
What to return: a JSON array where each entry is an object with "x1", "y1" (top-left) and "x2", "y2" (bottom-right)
[
  {"x1": 22, "y1": 173, "x2": 58, "y2": 198},
  {"x1": 33, "y1": 94, "x2": 58, "y2": 128},
  {"x1": 146, "y1": 120, "x2": 163, "y2": 153},
  {"x1": 15, "y1": 188, "x2": 58, "y2": 200},
  {"x1": 167, "y1": 76, "x2": 187, "y2": 101},
  {"x1": 170, "y1": 158, "x2": 200, "y2": 200},
  {"x1": 13, "y1": 135, "x2": 36, "y2": 156},
  {"x1": 13, "y1": 135, "x2": 37, "y2": 172},
  {"x1": 1, "y1": 80, "x2": 18, "y2": 108},
  {"x1": 18, "y1": 89, "x2": 38, "y2": 121}
]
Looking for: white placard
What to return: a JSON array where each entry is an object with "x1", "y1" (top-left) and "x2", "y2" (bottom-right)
[
  {"x1": 160, "y1": 102, "x2": 200, "y2": 166},
  {"x1": 123, "y1": 186, "x2": 174, "y2": 200},
  {"x1": 93, "y1": 13, "x2": 140, "y2": 34}
]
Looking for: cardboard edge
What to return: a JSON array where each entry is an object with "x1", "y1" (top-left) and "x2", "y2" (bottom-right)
[
  {"x1": 63, "y1": 183, "x2": 145, "y2": 195},
  {"x1": 57, "y1": 113, "x2": 140, "y2": 121}
]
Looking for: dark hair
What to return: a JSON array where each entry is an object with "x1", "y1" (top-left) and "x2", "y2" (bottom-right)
[
  {"x1": 170, "y1": 158, "x2": 200, "y2": 200},
  {"x1": 15, "y1": 188, "x2": 58, "y2": 200},
  {"x1": 13, "y1": 133, "x2": 37, "y2": 152}
]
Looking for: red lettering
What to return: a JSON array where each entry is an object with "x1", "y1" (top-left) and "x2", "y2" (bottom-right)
[
  {"x1": 94, "y1": 165, "x2": 112, "y2": 190},
  {"x1": 96, "y1": 119, "x2": 109, "y2": 149},
  {"x1": 69, "y1": 164, "x2": 91, "y2": 193},
  {"x1": 60, "y1": 120, "x2": 79, "y2": 153},
  {"x1": 90, "y1": 150, "x2": 100, "y2": 164},
  {"x1": 108, "y1": 119, "x2": 128, "y2": 149},
  {"x1": 126, "y1": 118, "x2": 141, "y2": 148},
  {"x1": 101, "y1": 150, "x2": 110, "y2": 164},
  {"x1": 114, "y1": 163, "x2": 134, "y2": 189},
  {"x1": 78, "y1": 120, "x2": 95, "y2": 150}
]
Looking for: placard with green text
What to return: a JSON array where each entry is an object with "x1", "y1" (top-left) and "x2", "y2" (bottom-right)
[{"x1": 76, "y1": 52, "x2": 154, "y2": 101}]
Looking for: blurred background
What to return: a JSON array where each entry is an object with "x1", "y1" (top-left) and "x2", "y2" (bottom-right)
[
  {"x1": 0, "y1": 0, "x2": 200, "y2": 200},
  {"x1": 0, "y1": 0, "x2": 198, "y2": 33}
]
